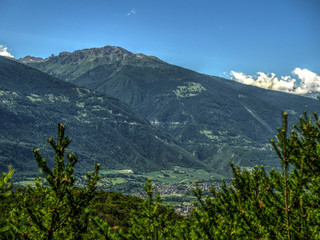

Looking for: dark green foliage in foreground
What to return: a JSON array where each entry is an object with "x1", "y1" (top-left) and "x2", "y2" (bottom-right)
[
  {"x1": 9, "y1": 123, "x2": 100, "y2": 239},
  {"x1": 90, "y1": 190, "x2": 144, "y2": 231},
  {"x1": 124, "y1": 179, "x2": 184, "y2": 239},
  {"x1": 190, "y1": 112, "x2": 320, "y2": 239},
  {"x1": 91, "y1": 111, "x2": 320, "y2": 239},
  {"x1": 1, "y1": 111, "x2": 320, "y2": 239},
  {"x1": 0, "y1": 165, "x2": 14, "y2": 233},
  {"x1": 88, "y1": 179, "x2": 185, "y2": 240}
]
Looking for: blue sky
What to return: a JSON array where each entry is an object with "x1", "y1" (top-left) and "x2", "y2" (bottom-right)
[{"x1": 0, "y1": 0, "x2": 319, "y2": 92}]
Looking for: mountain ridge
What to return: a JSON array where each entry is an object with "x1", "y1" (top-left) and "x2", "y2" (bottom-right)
[{"x1": 17, "y1": 45, "x2": 320, "y2": 174}]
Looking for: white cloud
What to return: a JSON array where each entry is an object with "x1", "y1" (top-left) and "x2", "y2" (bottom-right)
[
  {"x1": 230, "y1": 68, "x2": 320, "y2": 95},
  {"x1": 0, "y1": 45, "x2": 14, "y2": 58},
  {"x1": 127, "y1": 8, "x2": 136, "y2": 16},
  {"x1": 292, "y1": 68, "x2": 320, "y2": 94}
]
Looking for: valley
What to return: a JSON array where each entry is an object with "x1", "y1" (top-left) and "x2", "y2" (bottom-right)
[
  {"x1": 1, "y1": 45, "x2": 319, "y2": 209},
  {"x1": 2, "y1": 1, "x2": 319, "y2": 237},
  {"x1": 15, "y1": 166, "x2": 224, "y2": 212}
]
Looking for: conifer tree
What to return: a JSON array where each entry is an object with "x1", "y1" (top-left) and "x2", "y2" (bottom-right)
[
  {"x1": 1, "y1": 109, "x2": 319, "y2": 239},
  {"x1": 10, "y1": 123, "x2": 100, "y2": 239},
  {"x1": 90, "y1": 178, "x2": 187, "y2": 240},
  {"x1": 191, "y1": 111, "x2": 320, "y2": 239},
  {"x1": 120, "y1": 179, "x2": 184, "y2": 240},
  {"x1": 0, "y1": 165, "x2": 14, "y2": 197},
  {"x1": 127, "y1": 179, "x2": 171, "y2": 239},
  {"x1": 0, "y1": 165, "x2": 14, "y2": 234}
]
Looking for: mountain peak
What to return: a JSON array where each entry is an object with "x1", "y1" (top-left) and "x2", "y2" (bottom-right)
[
  {"x1": 55, "y1": 45, "x2": 133, "y2": 61},
  {"x1": 17, "y1": 45, "x2": 135, "y2": 81},
  {"x1": 18, "y1": 45, "x2": 133, "y2": 67},
  {"x1": 17, "y1": 55, "x2": 48, "y2": 64}
]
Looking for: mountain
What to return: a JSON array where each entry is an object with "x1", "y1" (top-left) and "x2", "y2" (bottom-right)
[
  {"x1": 17, "y1": 55, "x2": 48, "y2": 64},
  {"x1": 18, "y1": 46, "x2": 320, "y2": 174},
  {"x1": 24, "y1": 46, "x2": 132, "y2": 81},
  {"x1": 0, "y1": 56, "x2": 204, "y2": 178}
]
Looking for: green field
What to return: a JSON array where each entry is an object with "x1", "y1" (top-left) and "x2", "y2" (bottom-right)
[
  {"x1": 97, "y1": 166, "x2": 223, "y2": 185},
  {"x1": 141, "y1": 166, "x2": 223, "y2": 183}
]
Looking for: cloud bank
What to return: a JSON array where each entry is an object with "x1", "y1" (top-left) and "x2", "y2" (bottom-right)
[
  {"x1": 0, "y1": 45, "x2": 14, "y2": 58},
  {"x1": 230, "y1": 68, "x2": 320, "y2": 95}
]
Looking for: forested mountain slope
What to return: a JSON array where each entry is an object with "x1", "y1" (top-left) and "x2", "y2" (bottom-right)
[
  {"x1": 0, "y1": 56, "x2": 203, "y2": 176},
  {"x1": 23, "y1": 46, "x2": 320, "y2": 173}
]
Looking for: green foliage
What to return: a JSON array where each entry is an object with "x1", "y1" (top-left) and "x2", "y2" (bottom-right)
[
  {"x1": 191, "y1": 112, "x2": 320, "y2": 239},
  {"x1": 1, "y1": 110, "x2": 320, "y2": 239},
  {"x1": 90, "y1": 179, "x2": 186, "y2": 239},
  {"x1": 9, "y1": 123, "x2": 100, "y2": 239},
  {"x1": 125, "y1": 178, "x2": 182, "y2": 239},
  {"x1": 0, "y1": 165, "x2": 14, "y2": 199},
  {"x1": 0, "y1": 165, "x2": 14, "y2": 234}
]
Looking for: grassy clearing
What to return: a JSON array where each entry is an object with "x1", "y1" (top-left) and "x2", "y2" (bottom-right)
[
  {"x1": 99, "y1": 170, "x2": 119, "y2": 175},
  {"x1": 141, "y1": 167, "x2": 223, "y2": 183},
  {"x1": 17, "y1": 180, "x2": 35, "y2": 186},
  {"x1": 173, "y1": 82, "x2": 206, "y2": 98},
  {"x1": 27, "y1": 96, "x2": 42, "y2": 102},
  {"x1": 111, "y1": 178, "x2": 126, "y2": 184}
]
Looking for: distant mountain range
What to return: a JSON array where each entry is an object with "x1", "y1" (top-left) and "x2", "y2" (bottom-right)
[
  {"x1": 17, "y1": 45, "x2": 320, "y2": 175},
  {"x1": 0, "y1": 56, "x2": 204, "y2": 178}
]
